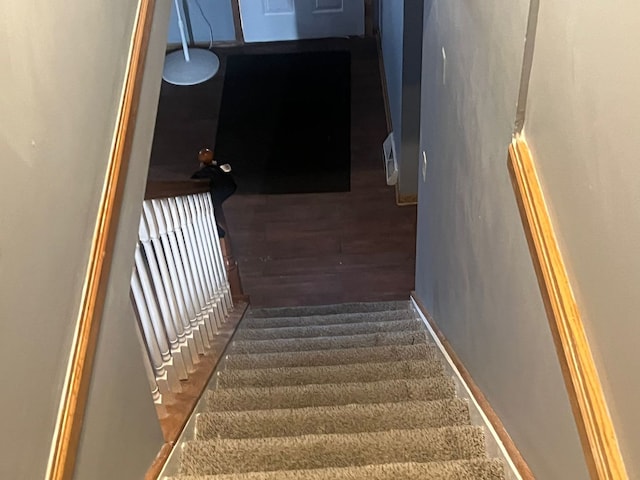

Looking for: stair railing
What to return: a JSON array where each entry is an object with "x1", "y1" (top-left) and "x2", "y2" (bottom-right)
[{"x1": 130, "y1": 192, "x2": 233, "y2": 401}]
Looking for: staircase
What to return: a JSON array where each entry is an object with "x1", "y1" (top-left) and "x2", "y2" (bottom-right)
[{"x1": 166, "y1": 301, "x2": 506, "y2": 479}]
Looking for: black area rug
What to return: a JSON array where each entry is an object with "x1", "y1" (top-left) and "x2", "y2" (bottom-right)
[{"x1": 214, "y1": 52, "x2": 351, "y2": 194}]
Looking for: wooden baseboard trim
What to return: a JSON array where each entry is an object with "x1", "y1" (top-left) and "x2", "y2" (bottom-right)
[
  {"x1": 364, "y1": 0, "x2": 374, "y2": 37},
  {"x1": 374, "y1": 32, "x2": 392, "y2": 134},
  {"x1": 146, "y1": 300, "x2": 249, "y2": 479},
  {"x1": 395, "y1": 186, "x2": 418, "y2": 206},
  {"x1": 46, "y1": 2, "x2": 156, "y2": 479},
  {"x1": 230, "y1": 0, "x2": 245, "y2": 43},
  {"x1": 157, "y1": 301, "x2": 249, "y2": 443},
  {"x1": 508, "y1": 137, "x2": 627, "y2": 480},
  {"x1": 232, "y1": 294, "x2": 251, "y2": 304},
  {"x1": 410, "y1": 292, "x2": 535, "y2": 480},
  {"x1": 165, "y1": 40, "x2": 242, "y2": 51},
  {"x1": 145, "y1": 443, "x2": 173, "y2": 480}
]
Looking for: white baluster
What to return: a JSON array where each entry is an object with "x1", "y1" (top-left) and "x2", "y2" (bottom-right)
[
  {"x1": 138, "y1": 215, "x2": 189, "y2": 380},
  {"x1": 131, "y1": 251, "x2": 182, "y2": 393},
  {"x1": 179, "y1": 195, "x2": 224, "y2": 331},
  {"x1": 150, "y1": 199, "x2": 201, "y2": 366},
  {"x1": 147, "y1": 366, "x2": 168, "y2": 418},
  {"x1": 159, "y1": 198, "x2": 206, "y2": 354},
  {"x1": 198, "y1": 193, "x2": 233, "y2": 313},
  {"x1": 142, "y1": 202, "x2": 195, "y2": 373},
  {"x1": 192, "y1": 194, "x2": 229, "y2": 317},
  {"x1": 184, "y1": 196, "x2": 216, "y2": 302},
  {"x1": 187, "y1": 195, "x2": 224, "y2": 320},
  {"x1": 174, "y1": 197, "x2": 220, "y2": 338},
  {"x1": 167, "y1": 198, "x2": 213, "y2": 347},
  {"x1": 130, "y1": 282, "x2": 169, "y2": 417}
]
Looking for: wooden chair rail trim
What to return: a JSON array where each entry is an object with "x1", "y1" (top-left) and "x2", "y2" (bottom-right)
[
  {"x1": 508, "y1": 136, "x2": 627, "y2": 480},
  {"x1": 46, "y1": 1, "x2": 156, "y2": 479}
]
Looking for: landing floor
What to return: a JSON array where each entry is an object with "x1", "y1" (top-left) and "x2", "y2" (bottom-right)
[{"x1": 149, "y1": 37, "x2": 416, "y2": 307}]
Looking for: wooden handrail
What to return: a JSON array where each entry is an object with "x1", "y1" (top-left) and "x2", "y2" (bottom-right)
[
  {"x1": 508, "y1": 136, "x2": 628, "y2": 480},
  {"x1": 46, "y1": 1, "x2": 156, "y2": 479},
  {"x1": 145, "y1": 179, "x2": 210, "y2": 200}
]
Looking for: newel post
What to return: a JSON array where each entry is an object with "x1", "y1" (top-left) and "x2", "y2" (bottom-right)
[
  {"x1": 219, "y1": 236, "x2": 243, "y2": 300},
  {"x1": 213, "y1": 202, "x2": 244, "y2": 300}
]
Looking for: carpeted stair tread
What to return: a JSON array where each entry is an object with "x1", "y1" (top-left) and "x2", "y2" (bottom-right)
[
  {"x1": 229, "y1": 330, "x2": 429, "y2": 354},
  {"x1": 241, "y1": 309, "x2": 415, "y2": 329},
  {"x1": 172, "y1": 302, "x2": 505, "y2": 480},
  {"x1": 206, "y1": 377, "x2": 456, "y2": 411},
  {"x1": 224, "y1": 343, "x2": 438, "y2": 370},
  {"x1": 216, "y1": 359, "x2": 444, "y2": 388},
  {"x1": 196, "y1": 399, "x2": 471, "y2": 439},
  {"x1": 247, "y1": 301, "x2": 409, "y2": 318},
  {"x1": 168, "y1": 459, "x2": 504, "y2": 480},
  {"x1": 233, "y1": 319, "x2": 421, "y2": 341},
  {"x1": 179, "y1": 426, "x2": 486, "y2": 475}
]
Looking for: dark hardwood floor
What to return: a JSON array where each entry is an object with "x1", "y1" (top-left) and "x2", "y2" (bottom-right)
[{"x1": 149, "y1": 37, "x2": 416, "y2": 307}]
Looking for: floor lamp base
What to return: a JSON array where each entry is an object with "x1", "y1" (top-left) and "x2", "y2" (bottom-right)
[{"x1": 162, "y1": 49, "x2": 220, "y2": 86}]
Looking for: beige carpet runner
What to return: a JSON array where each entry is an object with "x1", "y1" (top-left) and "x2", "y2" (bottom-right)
[{"x1": 168, "y1": 302, "x2": 505, "y2": 479}]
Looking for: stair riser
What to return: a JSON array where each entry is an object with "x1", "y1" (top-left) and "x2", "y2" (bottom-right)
[
  {"x1": 230, "y1": 331, "x2": 429, "y2": 355},
  {"x1": 206, "y1": 378, "x2": 456, "y2": 411},
  {"x1": 180, "y1": 427, "x2": 486, "y2": 475},
  {"x1": 216, "y1": 360, "x2": 444, "y2": 389},
  {"x1": 225, "y1": 344, "x2": 438, "y2": 370},
  {"x1": 234, "y1": 319, "x2": 422, "y2": 341},
  {"x1": 196, "y1": 399, "x2": 471, "y2": 439},
  {"x1": 168, "y1": 459, "x2": 505, "y2": 480},
  {"x1": 242, "y1": 310, "x2": 415, "y2": 329},
  {"x1": 248, "y1": 301, "x2": 410, "y2": 318},
  {"x1": 169, "y1": 303, "x2": 505, "y2": 480}
]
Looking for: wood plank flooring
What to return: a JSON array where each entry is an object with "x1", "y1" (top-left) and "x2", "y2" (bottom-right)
[{"x1": 149, "y1": 37, "x2": 416, "y2": 307}]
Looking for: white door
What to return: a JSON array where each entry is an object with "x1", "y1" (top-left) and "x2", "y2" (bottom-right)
[{"x1": 239, "y1": 0, "x2": 364, "y2": 43}]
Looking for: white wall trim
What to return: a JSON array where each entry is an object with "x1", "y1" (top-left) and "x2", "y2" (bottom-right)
[{"x1": 410, "y1": 297, "x2": 523, "y2": 480}]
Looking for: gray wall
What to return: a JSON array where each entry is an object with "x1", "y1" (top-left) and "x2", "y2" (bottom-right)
[
  {"x1": 379, "y1": 0, "x2": 422, "y2": 199},
  {"x1": 167, "y1": 0, "x2": 235, "y2": 46},
  {"x1": 414, "y1": 0, "x2": 589, "y2": 478},
  {"x1": 74, "y1": 2, "x2": 172, "y2": 478},
  {"x1": 524, "y1": 0, "x2": 640, "y2": 476},
  {"x1": 0, "y1": 1, "x2": 165, "y2": 478}
]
